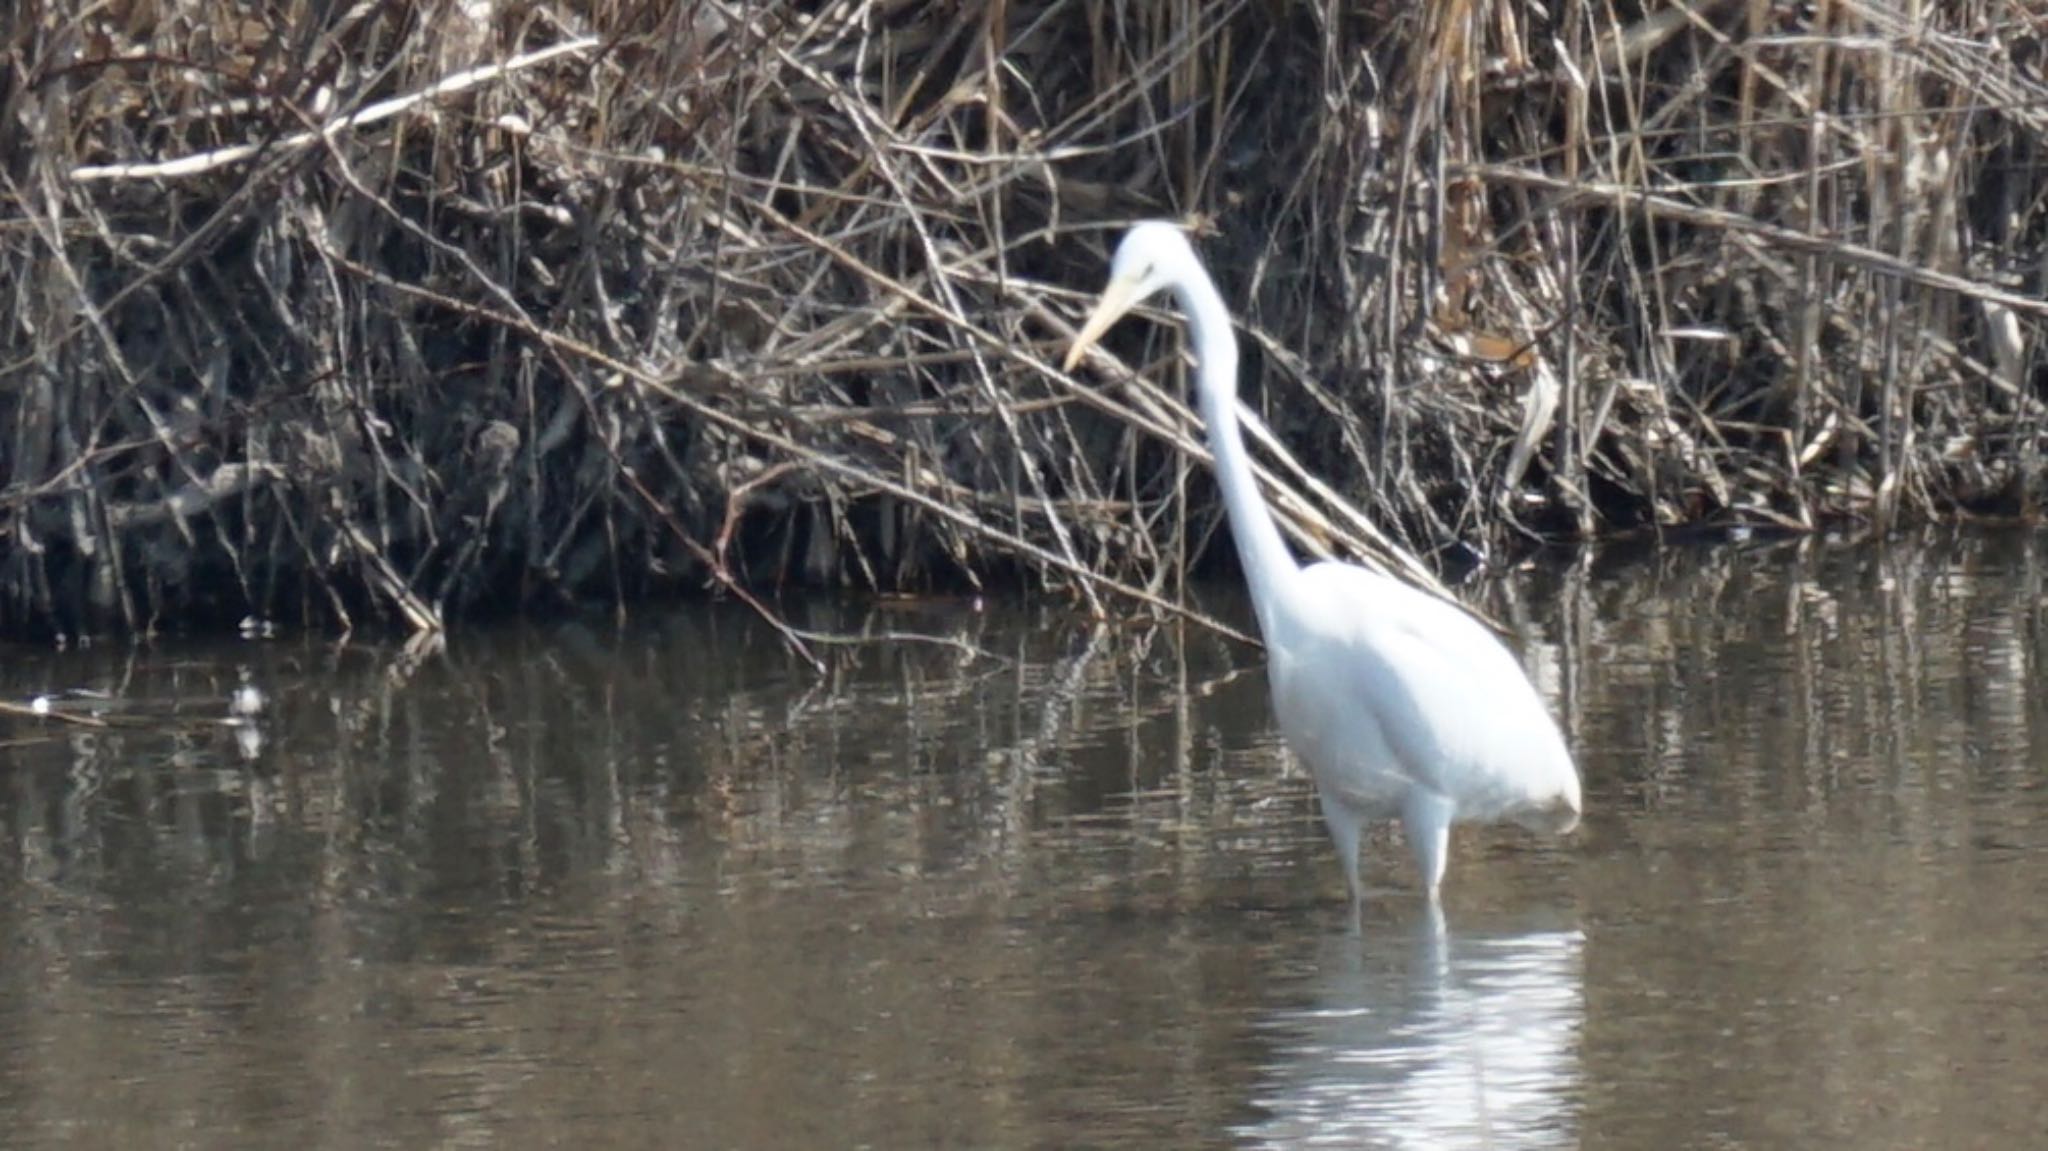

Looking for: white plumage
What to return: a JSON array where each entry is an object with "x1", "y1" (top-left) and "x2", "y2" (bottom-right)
[{"x1": 1064, "y1": 221, "x2": 1581, "y2": 903}]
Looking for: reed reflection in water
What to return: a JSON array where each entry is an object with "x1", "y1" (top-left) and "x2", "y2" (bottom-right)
[{"x1": 0, "y1": 530, "x2": 2046, "y2": 1148}]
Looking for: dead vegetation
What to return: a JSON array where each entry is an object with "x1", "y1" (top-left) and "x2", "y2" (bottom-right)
[{"x1": 1, "y1": 0, "x2": 2044, "y2": 643}]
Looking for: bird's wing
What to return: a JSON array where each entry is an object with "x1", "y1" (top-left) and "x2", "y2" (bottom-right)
[{"x1": 1298, "y1": 561, "x2": 1576, "y2": 815}]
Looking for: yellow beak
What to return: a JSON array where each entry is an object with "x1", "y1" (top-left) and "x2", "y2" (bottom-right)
[{"x1": 1061, "y1": 273, "x2": 1145, "y2": 372}]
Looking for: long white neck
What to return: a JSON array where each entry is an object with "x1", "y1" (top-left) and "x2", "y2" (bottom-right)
[{"x1": 1173, "y1": 271, "x2": 1298, "y2": 635}]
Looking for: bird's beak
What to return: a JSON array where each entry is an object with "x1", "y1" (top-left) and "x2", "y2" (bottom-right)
[{"x1": 1061, "y1": 273, "x2": 1144, "y2": 372}]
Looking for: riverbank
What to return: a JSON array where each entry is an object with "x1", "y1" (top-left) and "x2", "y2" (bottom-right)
[{"x1": 4, "y1": 2, "x2": 2042, "y2": 639}]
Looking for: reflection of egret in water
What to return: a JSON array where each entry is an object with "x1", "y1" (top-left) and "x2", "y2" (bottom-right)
[{"x1": 1239, "y1": 912, "x2": 1583, "y2": 1149}]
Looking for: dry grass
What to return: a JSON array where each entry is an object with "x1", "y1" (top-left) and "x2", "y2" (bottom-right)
[{"x1": 1, "y1": 0, "x2": 2044, "y2": 644}]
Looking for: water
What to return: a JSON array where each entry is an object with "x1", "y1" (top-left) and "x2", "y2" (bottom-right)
[{"x1": 2, "y1": 531, "x2": 2046, "y2": 1148}]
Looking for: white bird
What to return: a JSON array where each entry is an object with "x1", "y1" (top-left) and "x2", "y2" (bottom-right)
[{"x1": 1063, "y1": 221, "x2": 1582, "y2": 905}]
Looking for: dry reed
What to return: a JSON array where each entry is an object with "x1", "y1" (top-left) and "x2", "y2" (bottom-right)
[{"x1": 2, "y1": 0, "x2": 2042, "y2": 644}]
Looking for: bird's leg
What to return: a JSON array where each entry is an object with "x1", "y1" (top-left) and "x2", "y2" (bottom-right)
[
  {"x1": 1403, "y1": 791, "x2": 1455, "y2": 902},
  {"x1": 1422, "y1": 900, "x2": 1448, "y2": 955},
  {"x1": 1319, "y1": 797, "x2": 1365, "y2": 908}
]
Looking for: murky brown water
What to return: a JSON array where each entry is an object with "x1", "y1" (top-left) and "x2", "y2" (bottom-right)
[{"x1": 3, "y1": 531, "x2": 2046, "y2": 1149}]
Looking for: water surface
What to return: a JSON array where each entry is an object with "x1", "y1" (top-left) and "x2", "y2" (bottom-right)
[{"x1": 2, "y1": 532, "x2": 2045, "y2": 1148}]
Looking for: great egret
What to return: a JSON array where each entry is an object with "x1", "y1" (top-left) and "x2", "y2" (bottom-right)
[{"x1": 1062, "y1": 221, "x2": 1582, "y2": 904}]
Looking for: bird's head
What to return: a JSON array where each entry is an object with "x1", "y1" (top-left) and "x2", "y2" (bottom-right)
[{"x1": 1062, "y1": 221, "x2": 1201, "y2": 371}]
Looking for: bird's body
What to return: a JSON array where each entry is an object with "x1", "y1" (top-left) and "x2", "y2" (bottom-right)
[
  {"x1": 1264, "y1": 560, "x2": 1581, "y2": 898},
  {"x1": 1064, "y1": 221, "x2": 1581, "y2": 904}
]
